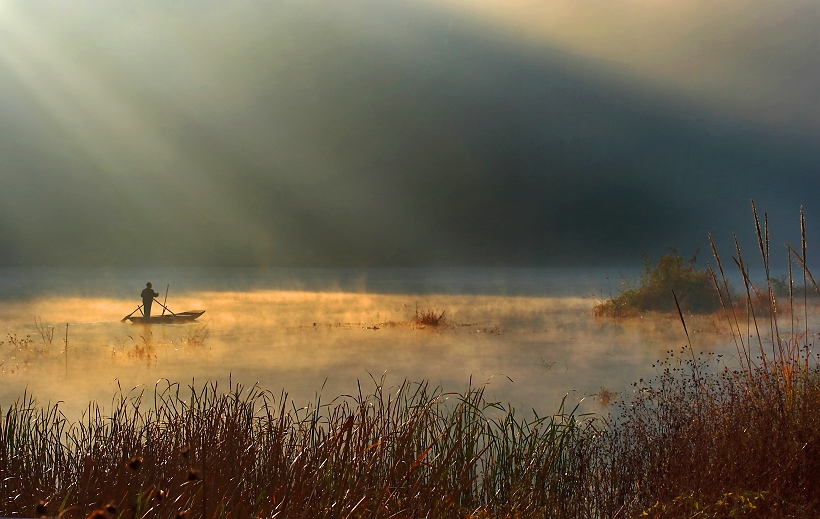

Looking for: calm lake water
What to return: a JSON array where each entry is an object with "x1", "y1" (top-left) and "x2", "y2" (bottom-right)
[{"x1": 0, "y1": 267, "x2": 779, "y2": 420}]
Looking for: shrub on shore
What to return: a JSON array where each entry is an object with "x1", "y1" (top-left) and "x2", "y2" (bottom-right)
[{"x1": 594, "y1": 249, "x2": 722, "y2": 317}]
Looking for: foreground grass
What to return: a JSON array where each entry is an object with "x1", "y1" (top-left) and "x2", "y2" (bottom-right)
[
  {"x1": 1, "y1": 379, "x2": 596, "y2": 519},
  {"x1": 4, "y1": 342, "x2": 820, "y2": 519},
  {"x1": 3, "y1": 203, "x2": 820, "y2": 518}
]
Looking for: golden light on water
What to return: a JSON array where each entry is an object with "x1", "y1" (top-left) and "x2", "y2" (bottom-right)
[{"x1": 0, "y1": 289, "x2": 734, "y2": 420}]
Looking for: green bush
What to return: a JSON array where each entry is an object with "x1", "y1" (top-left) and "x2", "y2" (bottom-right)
[{"x1": 595, "y1": 249, "x2": 721, "y2": 316}]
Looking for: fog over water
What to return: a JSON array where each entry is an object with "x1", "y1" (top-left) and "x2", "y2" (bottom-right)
[{"x1": 0, "y1": 267, "x2": 755, "y2": 420}]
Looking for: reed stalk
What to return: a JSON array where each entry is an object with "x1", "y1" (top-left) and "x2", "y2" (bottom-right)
[{"x1": 1, "y1": 378, "x2": 598, "y2": 518}]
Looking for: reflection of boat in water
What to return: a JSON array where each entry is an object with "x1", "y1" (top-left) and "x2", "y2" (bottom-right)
[{"x1": 129, "y1": 310, "x2": 205, "y2": 324}]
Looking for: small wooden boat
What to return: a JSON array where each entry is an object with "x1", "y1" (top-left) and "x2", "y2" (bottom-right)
[{"x1": 129, "y1": 310, "x2": 206, "y2": 324}]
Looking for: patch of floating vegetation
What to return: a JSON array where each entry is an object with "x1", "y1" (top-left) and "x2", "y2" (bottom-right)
[{"x1": 283, "y1": 301, "x2": 499, "y2": 333}]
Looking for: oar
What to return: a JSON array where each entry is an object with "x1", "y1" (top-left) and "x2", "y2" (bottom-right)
[
  {"x1": 161, "y1": 284, "x2": 169, "y2": 316},
  {"x1": 152, "y1": 298, "x2": 177, "y2": 316},
  {"x1": 121, "y1": 305, "x2": 143, "y2": 322}
]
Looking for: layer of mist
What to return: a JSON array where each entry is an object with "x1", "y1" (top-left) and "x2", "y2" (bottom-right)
[{"x1": 1, "y1": 270, "x2": 738, "y2": 421}]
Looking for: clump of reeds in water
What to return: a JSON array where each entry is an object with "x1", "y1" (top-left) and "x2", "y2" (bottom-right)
[
  {"x1": 592, "y1": 202, "x2": 820, "y2": 518},
  {"x1": 0, "y1": 377, "x2": 599, "y2": 518},
  {"x1": 414, "y1": 301, "x2": 447, "y2": 327}
]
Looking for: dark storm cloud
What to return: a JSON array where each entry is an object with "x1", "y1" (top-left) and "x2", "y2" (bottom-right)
[{"x1": 0, "y1": 0, "x2": 817, "y2": 267}]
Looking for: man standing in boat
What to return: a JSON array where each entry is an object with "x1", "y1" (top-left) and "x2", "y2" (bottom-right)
[{"x1": 141, "y1": 282, "x2": 160, "y2": 318}]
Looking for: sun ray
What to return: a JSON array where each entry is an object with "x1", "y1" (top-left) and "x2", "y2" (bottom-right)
[{"x1": 0, "y1": 2, "x2": 281, "y2": 259}]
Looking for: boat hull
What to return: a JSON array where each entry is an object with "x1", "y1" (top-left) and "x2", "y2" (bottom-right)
[{"x1": 129, "y1": 310, "x2": 205, "y2": 324}]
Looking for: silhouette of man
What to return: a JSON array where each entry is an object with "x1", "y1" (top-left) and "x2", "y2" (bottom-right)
[{"x1": 141, "y1": 282, "x2": 160, "y2": 318}]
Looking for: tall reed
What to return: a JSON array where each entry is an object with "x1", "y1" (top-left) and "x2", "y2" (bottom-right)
[
  {"x1": 1, "y1": 377, "x2": 598, "y2": 518},
  {"x1": 592, "y1": 202, "x2": 820, "y2": 518}
]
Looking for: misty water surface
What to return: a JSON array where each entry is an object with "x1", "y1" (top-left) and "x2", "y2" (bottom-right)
[{"x1": 0, "y1": 267, "x2": 747, "y2": 419}]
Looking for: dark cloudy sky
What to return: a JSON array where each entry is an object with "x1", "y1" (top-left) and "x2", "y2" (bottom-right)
[{"x1": 0, "y1": 0, "x2": 818, "y2": 267}]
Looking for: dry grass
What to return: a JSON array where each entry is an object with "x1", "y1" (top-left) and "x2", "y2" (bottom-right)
[
  {"x1": 590, "y1": 202, "x2": 820, "y2": 518},
  {"x1": 0, "y1": 378, "x2": 597, "y2": 519},
  {"x1": 414, "y1": 302, "x2": 447, "y2": 327}
]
